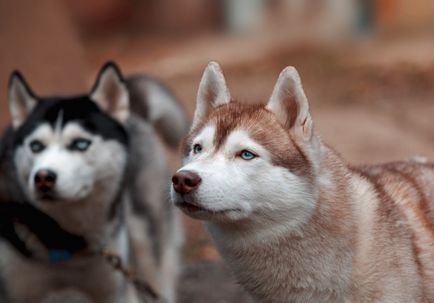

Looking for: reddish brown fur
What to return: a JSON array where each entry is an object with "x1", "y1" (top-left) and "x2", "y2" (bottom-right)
[
  {"x1": 184, "y1": 102, "x2": 312, "y2": 176},
  {"x1": 350, "y1": 162, "x2": 434, "y2": 300}
]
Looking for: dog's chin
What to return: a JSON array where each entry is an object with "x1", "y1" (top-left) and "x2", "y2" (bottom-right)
[
  {"x1": 31, "y1": 192, "x2": 85, "y2": 206},
  {"x1": 175, "y1": 200, "x2": 246, "y2": 221},
  {"x1": 28, "y1": 184, "x2": 93, "y2": 206}
]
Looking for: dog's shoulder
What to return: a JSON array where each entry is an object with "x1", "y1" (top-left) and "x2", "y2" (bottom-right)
[
  {"x1": 350, "y1": 160, "x2": 434, "y2": 241},
  {"x1": 349, "y1": 160, "x2": 434, "y2": 296},
  {"x1": 351, "y1": 160, "x2": 434, "y2": 195}
]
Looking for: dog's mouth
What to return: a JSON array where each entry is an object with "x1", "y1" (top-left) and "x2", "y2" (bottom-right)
[
  {"x1": 35, "y1": 192, "x2": 77, "y2": 204},
  {"x1": 39, "y1": 193, "x2": 56, "y2": 201},
  {"x1": 37, "y1": 193, "x2": 57, "y2": 202},
  {"x1": 175, "y1": 201, "x2": 241, "y2": 218},
  {"x1": 176, "y1": 201, "x2": 207, "y2": 213}
]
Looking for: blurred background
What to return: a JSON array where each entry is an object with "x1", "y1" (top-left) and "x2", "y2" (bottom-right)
[{"x1": 1, "y1": 0, "x2": 433, "y2": 301}]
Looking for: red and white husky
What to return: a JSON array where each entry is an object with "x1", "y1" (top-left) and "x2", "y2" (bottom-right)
[{"x1": 170, "y1": 62, "x2": 434, "y2": 302}]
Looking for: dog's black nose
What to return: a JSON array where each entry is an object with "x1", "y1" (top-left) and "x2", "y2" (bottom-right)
[
  {"x1": 34, "y1": 169, "x2": 57, "y2": 192},
  {"x1": 172, "y1": 170, "x2": 201, "y2": 194}
]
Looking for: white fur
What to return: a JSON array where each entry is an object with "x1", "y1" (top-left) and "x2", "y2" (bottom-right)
[
  {"x1": 30, "y1": 146, "x2": 94, "y2": 200},
  {"x1": 14, "y1": 122, "x2": 127, "y2": 209},
  {"x1": 172, "y1": 127, "x2": 316, "y2": 235},
  {"x1": 185, "y1": 124, "x2": 216, "y2": 163}
]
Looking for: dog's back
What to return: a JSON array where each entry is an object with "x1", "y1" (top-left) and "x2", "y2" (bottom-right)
[
  {"x1": 350, "y1": 161, "x2": 434, "y2": 301},
  {"x1": 126, "y1": 75, "x2": 187, "y2": 149},
  {"x1": 125, "y1": 116, "x2": 183, "y2": 302},
  {"x1": 123, "y1": 75, "x2": 187, "y2": 303}
]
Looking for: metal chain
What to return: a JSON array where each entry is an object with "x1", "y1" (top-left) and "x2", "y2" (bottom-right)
[{"x1": 100, "y1": 249, "x2": 160, "y2": 302}]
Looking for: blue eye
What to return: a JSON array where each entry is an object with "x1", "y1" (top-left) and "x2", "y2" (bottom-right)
[
  {"x1": 29, "y1": 140, "x2": 45, "y2": 153},
  {"x1": 69, "y1": 138, "x2": 92, "y2": 152},
  {"x1": 239, "y1": 150, "x2": 256, "y2": 160},
  {"x1": 193, "y1": 144, "x2": 202, "y2": 154}
]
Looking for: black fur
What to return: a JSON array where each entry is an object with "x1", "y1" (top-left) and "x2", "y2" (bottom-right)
[
  {"x1": 13, "y1": 96, "x2": 128, "y2": 149},
  {"x1": 0, "y1": 202, "x2": 87, "y2": 257}
]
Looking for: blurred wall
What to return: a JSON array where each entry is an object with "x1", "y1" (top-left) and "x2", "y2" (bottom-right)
[
  {"x1": 1, "y1": 0, "x2": 433, "y2": 132},
  {"x1": 0, "y1": 0, "x2": 88, "y2": 129},
  {"x1": 376, "y1": 0, "x2": 434, "y2": 30},
  {"x1": 65, "y1": 0, "x2": 223, "y2": 37}
]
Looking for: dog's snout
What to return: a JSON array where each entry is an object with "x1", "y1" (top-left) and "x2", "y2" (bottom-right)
[
  {"x1": 34, "y1": 169, "x2": 57, "y2": 192},
  {"x1": 172, "y1": 170, "x2": 201, "y2": 194}
]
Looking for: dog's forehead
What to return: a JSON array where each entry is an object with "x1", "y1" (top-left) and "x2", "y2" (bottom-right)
[
  {"x1": 34, "y1": 97, "x2": 100, "y2": 124},
  {"x1": 14, "y1": 96, "x2": 128, "y2": 147},
  {"x1": 191, "y1": 125, "x2": 215, "y2": 146},
  {"x1": 26, "y1": 114, "x2": 92, "y2": 136},
  {"x1": 188, "y1": 102, "x2": 287, "y2": 149},
  {"x1": 61, "y1": 122, "x2": 93, "y2": 137},
  {"x1": 21, "y1": 123, "x2": 95, "y2": 153},
  {"x1": 184, "y1": 102, "x2": 311, "y2": 176},
  {"x1": 183, "y1": 103, "x2": 255, "y2": 154},
  {"x1": 27, "y1": 123, "x2": 53, "y2": 139},
  {"x1": 215, "y1": 103, "x2": 294, "y2": 143}
]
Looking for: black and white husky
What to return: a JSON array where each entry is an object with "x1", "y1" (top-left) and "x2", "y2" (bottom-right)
[{"x1": 0, "y1": 63, "x2": 185, "y2": 303}]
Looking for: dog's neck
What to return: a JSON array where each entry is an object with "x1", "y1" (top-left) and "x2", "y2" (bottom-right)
[{"x1": 206, "y1": 146, "x2": 356, "y2": 302}]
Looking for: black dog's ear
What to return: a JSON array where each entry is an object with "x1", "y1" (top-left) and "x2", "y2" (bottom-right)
[
  {"x1": 8, "y1": 71, "x2": 38, "y2": 128},
  {"x1": 90, "y1": 62, "x2": 129, "y2": 123}
]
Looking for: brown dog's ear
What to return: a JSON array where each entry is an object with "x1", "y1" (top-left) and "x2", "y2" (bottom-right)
[
  {"x1": 90, "y1": 62, "x2": 129, "y2": 123},
  {"x1": 8, "y1": 71, "x2": 38, "y2": 128},
  {"x1": 266, "y1": 66, "x2": 313, "y2": 141},
  {"x1": 191, "y1": 61, "x2": 231, "y2": 130}
]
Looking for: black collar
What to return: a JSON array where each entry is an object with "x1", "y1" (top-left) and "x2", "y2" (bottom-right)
[{"x1": 0, "y1": 201, "x2": 88, "y2": 261}]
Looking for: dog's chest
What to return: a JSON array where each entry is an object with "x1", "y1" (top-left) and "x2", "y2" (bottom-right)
[
  {"x1": 0, "y1": 244, "x2": 125, "y2": 303},
  {"x1": 212, "y1": 230, "x2": 352, "y2": 303},
  {"x1": 0, "y1": 224, "x2": 131, "y2": 303},
  {"x1": 39, "y1": 194, "x2": 116, "y2": 245}
]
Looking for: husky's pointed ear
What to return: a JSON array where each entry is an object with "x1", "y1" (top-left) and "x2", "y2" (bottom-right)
[
  {"x1": 266, "y1": 67, "x2": 313, "y2": 140},
  {"x1": 8, "y1": 71, "x2": 38, "y2": 128},
  {"x1": 90, "y1": 62, "x2": 129, "y2": 123},
  {"x1": 192, "y1": 61, "x2": 231, "y2": 129}
]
